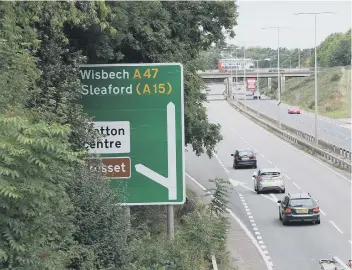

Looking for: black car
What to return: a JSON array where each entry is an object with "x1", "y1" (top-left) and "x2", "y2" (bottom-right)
[
  {"x1": 231, "y1": 149, "x2": 257, "y2": 169},
  {"x1": 278, "y1": 192, "x2": 320, "y2": 225}
]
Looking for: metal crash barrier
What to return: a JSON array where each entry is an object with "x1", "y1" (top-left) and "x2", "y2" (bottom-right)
[
  {"x1": 319, "y1": 257, "x2": 351, "y2": 269},
  {"x1": 225, "y1": 98, "x2": 352, "y2": 173}
]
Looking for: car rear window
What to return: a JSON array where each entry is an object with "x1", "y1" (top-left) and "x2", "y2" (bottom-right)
[
  {"x1": 289, "y1": 198, "x2": 315, "y2": 207},
  {"x1": 239, "y1": 151, "x2": 253, "y2": 156},
  {"x1": 261, "y1": 171, "x2": 281, "y2": 177}
]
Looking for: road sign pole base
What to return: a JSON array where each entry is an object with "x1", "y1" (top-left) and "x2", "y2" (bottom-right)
[{"x1": 167, "y1": 205, "x2": 174, "y2": 240}]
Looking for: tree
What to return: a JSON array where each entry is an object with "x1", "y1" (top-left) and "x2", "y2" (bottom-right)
[
  {"x1": 0, "y1": 114, "x2": 83, "y2": 269},
  {"x1": 64, "y1": 1, "x2": 237, "y2": 157},
  {"x1": 328, "y1": 38, "x2": 351, "y2": 67}
]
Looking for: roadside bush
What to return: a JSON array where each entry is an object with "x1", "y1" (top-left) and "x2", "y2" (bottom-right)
[{"x1": 330, "y1": 73, "x2": 341, "y2": 82}]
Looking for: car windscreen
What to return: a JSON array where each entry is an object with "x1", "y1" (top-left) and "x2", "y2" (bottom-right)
[
  {"x1": 289, "y1": 198, "x2": 315, "y2": 207},
  {"x1": 239, "y1": 151, "x2": 253, "y2": 156}
]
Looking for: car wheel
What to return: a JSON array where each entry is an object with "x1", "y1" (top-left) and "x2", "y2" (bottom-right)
[
  {"x1": 254, "y1": 165, "x2": 257, "y2": 169},
  {"x1": 281, "y1": 188, "x2": 285, "y2": 193},
  {"x1": 282, "y1": 219, "x2": 289, "y2": 225},
  {"x1": 279, "y1": 211, "x2": 282, "y2": 220},
  {"x1": 316, "y1": 220, "x2": 321, "y2": 225},
  {"x1": 256, "y1": 189, "x2": 260, "y2": 194},
  {"x1": 254, "y1": 183, "x2": 257, "y2": 191}
]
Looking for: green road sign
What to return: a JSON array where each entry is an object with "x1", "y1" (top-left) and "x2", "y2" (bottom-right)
[{"x1": 79, "y1": 63, "x2": 185, "y2": 205}]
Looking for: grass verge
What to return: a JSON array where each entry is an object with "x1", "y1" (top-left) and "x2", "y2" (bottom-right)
[{"x1": 263, "y1": 66, "x2": 351, "y2": 118}]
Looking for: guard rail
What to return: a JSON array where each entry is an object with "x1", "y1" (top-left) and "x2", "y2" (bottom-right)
[
  {"x1": 319, "y1": 256, "x2": 351, "y2": 269},
  {"x1": 226, "y1": 98, "x2": 352, "y2": 173},
  {"x1": 236, "y1": 100, "x2": 351, "y2": 163}
]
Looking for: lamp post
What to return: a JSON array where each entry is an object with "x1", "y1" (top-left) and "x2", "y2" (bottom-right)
[
  {"x1": 295, "y1": 12, "x2": 334, "y2": 146},
  {"x1": 262, "y1": 26, "x2": 286, "y2": 128},
  {"x1": 255, "y1": 60, "x2": 260, "y2": 93},
  {"x1": 243, "y1": 45, "x2": 247, "y2": 101},
  {"x1": 235, "y1": 50, "x2": 239, "y2": 103}
]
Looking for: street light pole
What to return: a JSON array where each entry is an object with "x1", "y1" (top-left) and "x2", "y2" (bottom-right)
[
  {"x1": 243, "y1": 46, "x2": 247, "y2": 101},
  {"x1": 262, "y1": 26, "x2": 284, "y2": 128},
  {"x1": 235, "y1": 50, "x2": 238, "y2": 103},
  {"x1": 295, "y1": 12, "x2": 334, "y2": 146},
  {"x1": 256, "y1": 60, "x2": 259, "y2": 93}
]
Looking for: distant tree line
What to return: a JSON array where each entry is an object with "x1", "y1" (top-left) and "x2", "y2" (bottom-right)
[
  {"x1": 196, "y1": 28, "x2": 351, "y2": 70},
  {"x1": 0, "y1": 1, "x2": 237, "y2": 269}
]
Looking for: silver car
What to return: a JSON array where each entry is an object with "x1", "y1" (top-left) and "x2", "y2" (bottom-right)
[{"x1": 252, "y1": 168, "x2": 285, "y2": 194}]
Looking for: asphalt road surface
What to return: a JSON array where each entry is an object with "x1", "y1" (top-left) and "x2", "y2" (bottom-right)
[
  {"x1": 186, "y1": 88, "x2": 351, "y2": 270},
  {"x1": 240, "y1": 98, "x2": 351, "y2": 151}
]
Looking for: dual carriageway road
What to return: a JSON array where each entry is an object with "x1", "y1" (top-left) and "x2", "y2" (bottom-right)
[
  {"x1": 240, "y1": 98, "x2": 351, "y2": 151},
  {"x1": 186, "y1": 84, "x2": 351, "y2": 270}
]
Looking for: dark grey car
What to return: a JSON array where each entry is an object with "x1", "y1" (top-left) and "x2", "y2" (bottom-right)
[
  {"x1": 231, "y1": 149, "x2": 257, "y2": 169},
  {"x1": 278, "y1": 192, "x2": 321, "y2": 225}
]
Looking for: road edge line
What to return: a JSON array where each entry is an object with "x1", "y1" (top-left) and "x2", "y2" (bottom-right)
[{"x1": 186, "y1": 172, "x2": 274, "y2": 270}]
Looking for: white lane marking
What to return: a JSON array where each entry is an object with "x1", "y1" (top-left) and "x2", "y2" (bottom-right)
[
  {"x1": 284, "y1": 174, "x2": 291, "y2": 180},
  {"x1": 292, "y1": 182, "x2": 301, "y2": 190},
  {"x1": 269, "y1": 193, "x2": 278, "y2": 202},
  {"x1": 260, "y1": 153, "x2": 265, "y2": 158},
  {"x1": 237, "y1": 192, "x2": 273, "y2": 268},
  {"x1": 320, "y1": 209, "x2": 326, "y2": 216},
  {"x1": 186, "y1": 172, "x2": 274, "y2": 269},
  {"x1": 213, "y1": 152, "x2": 229, "y2": 174},
  {"x1": 255, "y1": 231, "x2": 260, "y2": 235},
  {"x1": 329, "y1": 220, "x2": 344, "y2": 234},
  {"x1": 257, "y1": 236, "x2": 263, "y2": 240},
  {"x1": 227, "y1": 210, "x2": 273, "y2": 269},
  {"x1": 228, "y1": 123, "x2": 352, "y2": 183},
  {"x1": 267, "y1": 160, "x2": 273, "y2": 164}
]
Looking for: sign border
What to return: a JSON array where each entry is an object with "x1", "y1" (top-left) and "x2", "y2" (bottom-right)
[{"x1": 80, "y1": 63, "x2": 186, "y2": 205}]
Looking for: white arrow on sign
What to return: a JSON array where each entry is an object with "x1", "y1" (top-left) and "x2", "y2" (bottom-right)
[{"x1": 135, "y1": 102, "x2": 177, "y2": 200}]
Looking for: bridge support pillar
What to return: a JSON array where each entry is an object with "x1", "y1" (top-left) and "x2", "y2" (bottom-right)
[
  {"x1": 280, "y1": 76, "x2": 286, "y2": 93},
  {"x1": 267, "y1": 77, "x2": 272, "y2": 90}
]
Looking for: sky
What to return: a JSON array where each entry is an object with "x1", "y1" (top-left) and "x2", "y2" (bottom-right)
[{"x1": 226, "y1": 0, "x2": 351, "y2": 49}]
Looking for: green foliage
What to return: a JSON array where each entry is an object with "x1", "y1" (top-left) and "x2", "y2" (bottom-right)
[
  {"x1": 197, "y1": 28, "x2": 351, "y2": 70},
  {"x1": 0, "y1": 2, "x2": 237, "y2": 269},
  {"x1": 207, "y1": 178, "x2": 232, "y2": 217},
  {"x1": 127, "y1": 201, "x2": 230, "y2": 270},
  {"x1": 0, "y1": 113, "x2": 82, "y2": 269},
  {"x1": 66, "y1": 165, "x2": 131, "y2": 269}
]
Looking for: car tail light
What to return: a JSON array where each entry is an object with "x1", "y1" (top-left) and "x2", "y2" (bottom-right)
[
  {"x1": 258, "y1": 175, "x2": 262, "y2": 181},
  {"x1": 235, "y1": 156, "x2": 239, "y2": 160},
  {"x1": 252, "y1": 156, "x2": 256, "y2": 160},
  {"x1": 285, "y1": 208, "x2": 292, "y2": 213},
  {"x1": 313, "y1": 207, "x2": 319, "y2": 213}
]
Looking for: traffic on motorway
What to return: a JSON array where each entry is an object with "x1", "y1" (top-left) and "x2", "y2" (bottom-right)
[{"x1": 186, "y1": 83, "x2": 351, "y2": 270}]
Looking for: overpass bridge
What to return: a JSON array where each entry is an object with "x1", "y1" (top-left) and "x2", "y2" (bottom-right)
[
  {"x1": 198, "y1": 68, "x2": 314, "y2": 94},
  {"x1": 197, "y1": 68, "x2": 313, "y2": 79}
]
